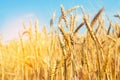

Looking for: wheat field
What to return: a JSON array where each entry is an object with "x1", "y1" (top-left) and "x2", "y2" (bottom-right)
[{"x1": 0, "y1": 5, "x2": 120, "y2": 80}]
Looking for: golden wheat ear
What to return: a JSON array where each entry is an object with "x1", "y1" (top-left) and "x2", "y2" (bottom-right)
[
  {"x1": 73, "y1": 22, "x2": 84, "y2": 34},
  {"x1": 91, "y1": 7, "x2": 104, "y2": 28}
]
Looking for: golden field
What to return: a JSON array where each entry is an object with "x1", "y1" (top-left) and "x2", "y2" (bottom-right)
[{"x1": 0, "y1": 6, "x2": 120, "y2": 80}]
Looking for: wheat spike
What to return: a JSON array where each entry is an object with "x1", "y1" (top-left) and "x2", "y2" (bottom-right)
[
  {"x1": 91, "y1": 7, "x2": 104, "y2": 28},
  {"x1": 66, "y1": 6, "x2": 79, "y2": 14},
  {"x1": 74, "y1": 22, "x2": 84, "y2": 34},
  {"x1": 60, "y1": 5, "x2": 68, "y2": 28}
]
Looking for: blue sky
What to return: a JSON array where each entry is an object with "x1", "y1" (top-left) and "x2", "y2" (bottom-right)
[{"x1": 0, "y1": 0, "x2": 120, "y2": 41}]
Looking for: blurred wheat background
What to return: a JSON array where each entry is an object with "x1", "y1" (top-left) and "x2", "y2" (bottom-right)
[{"x1": 0, "y1": 5, "x2": 120, "y2": 80}]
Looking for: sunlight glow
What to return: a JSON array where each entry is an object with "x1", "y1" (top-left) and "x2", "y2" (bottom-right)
[{"x1": 1, "y1": 14, "x2": 37, "y2": 43}]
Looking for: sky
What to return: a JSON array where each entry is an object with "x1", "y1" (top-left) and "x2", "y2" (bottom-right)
[{"x1": 0, "y1": 0, "x2": 120, "y2": 42}]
